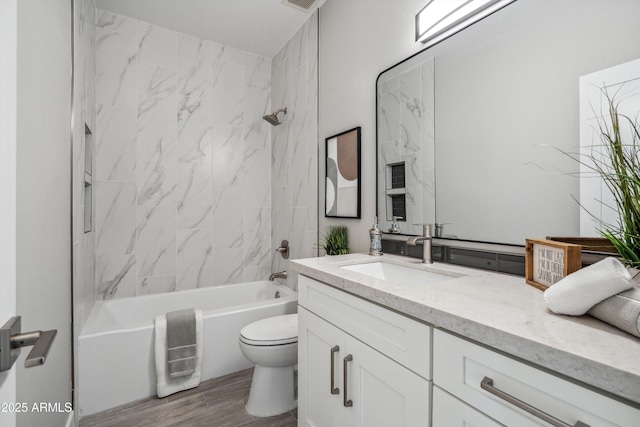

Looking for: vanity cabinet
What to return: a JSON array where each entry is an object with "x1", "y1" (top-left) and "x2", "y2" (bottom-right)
[
  {"x1": 433, "y1": 329, "x2": 640, "y2": 427},
  {"x1": 298, "y1": 275, "x2": 431, "y2": 427}
]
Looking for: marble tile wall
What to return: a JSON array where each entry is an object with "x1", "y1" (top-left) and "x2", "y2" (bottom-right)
[
  {"x1": 73, "y1": 0, "x2": 96, "y2": 336},
  {"x1": 271, "y1": 11, "x2": 319, "y2": 289},
  {"x1": 73, "y1": 0, "x2": 97, "y2": 418},
  {"x1": 95, "y1": 9, "x2": 273, "y2": 299},
  {"x1": 377, "y1": 57, "x2": 435, "y2": 236}
]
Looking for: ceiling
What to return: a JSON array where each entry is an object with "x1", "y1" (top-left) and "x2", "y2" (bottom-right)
[{"x1": 95, "y1": 0, "x2": 326, "y2": 58}]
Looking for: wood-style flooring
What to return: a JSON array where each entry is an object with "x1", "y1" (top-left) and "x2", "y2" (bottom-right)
[{"x1": 78, "y1": 368, "x2": 298, "y2": 427}]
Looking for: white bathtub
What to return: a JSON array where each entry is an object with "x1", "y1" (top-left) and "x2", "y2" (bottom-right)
[{"x1": 78, "y1": 281, "x2": 297, "y2": 416}]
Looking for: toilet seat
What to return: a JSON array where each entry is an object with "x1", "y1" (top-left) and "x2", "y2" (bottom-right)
[{"x1": 240, "y1": 314, "x2": 298, "y2": 346}]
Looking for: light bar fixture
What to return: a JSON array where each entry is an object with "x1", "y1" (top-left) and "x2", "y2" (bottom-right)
[{"x1": 415, "y1": 0, "x2": 517, "y2": 46}]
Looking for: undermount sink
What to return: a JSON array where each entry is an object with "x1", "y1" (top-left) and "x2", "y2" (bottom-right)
[{"x1": 340, "y1": 261, "x2": 460, "y2": 284}]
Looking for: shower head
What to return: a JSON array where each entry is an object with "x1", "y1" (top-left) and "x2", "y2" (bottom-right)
[{"x1": 263, "y1": 108, "x2": 287, "y2": 126}]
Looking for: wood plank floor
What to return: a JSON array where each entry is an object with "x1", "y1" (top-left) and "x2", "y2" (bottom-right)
[{"x1": 78, "y1": 368, "x2": 298, "y2": 427}]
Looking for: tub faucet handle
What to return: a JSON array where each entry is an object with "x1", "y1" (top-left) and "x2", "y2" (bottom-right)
[{"x1": 275, "y1": 240, "x2": 289, "y2": 259}]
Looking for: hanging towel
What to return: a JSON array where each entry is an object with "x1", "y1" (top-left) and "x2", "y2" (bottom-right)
[
  {"x1": 154, "y1": 308, "x2": 203, "y2": 398},
  {"x1": 543, "y1": 257, "x2": 633, "y2": 316},
  {"x1": 588, "y1": 287, "x2": 640, "y2": 338},
  {"x1": 167, "y1": 309, "x2": 197, "y2": 377}
]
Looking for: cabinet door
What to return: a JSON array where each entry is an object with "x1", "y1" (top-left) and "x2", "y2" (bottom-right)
[
  {"x1": 433, "y1": 386, "x2": 504, "y2": 427},
  {"x1": 298, "y1": 307, "x2": 345, "y2": 427},
  {"x1": 345, "y1": 335, "x2": 431, "y2": 427}
]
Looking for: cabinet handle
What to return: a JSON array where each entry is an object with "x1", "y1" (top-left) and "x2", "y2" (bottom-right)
[
  {"x1": 330, "y1": 345, "x2": 340, "y2": 395},
  {"x1": 480, "y1": 377, "x2": 590, "y2": 427},
  {"x1": 343, "y1": 354, "x2": 353, "y2": 407}
]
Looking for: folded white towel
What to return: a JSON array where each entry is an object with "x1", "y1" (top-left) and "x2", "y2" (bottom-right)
[
  {"x1": 154, "y1": 309, "x2": 203, "y2": 398},
  {"x1": 543, "y1": 257, "x2": 633, "y2": 316}
]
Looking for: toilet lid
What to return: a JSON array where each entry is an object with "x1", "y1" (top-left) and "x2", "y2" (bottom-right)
[{"x1": 240, "y1": 314, "x2": 298, "y2": 346}]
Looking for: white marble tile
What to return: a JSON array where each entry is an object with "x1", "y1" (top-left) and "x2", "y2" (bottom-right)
[
  {"x1": 272, "y1": 122, "x2": 290, "y2": 187},
  {"x1": 177, "y1": 34, "x2": 213, "y2": 99},
  {"x1": 136, "y1": 135, "x2": 177, "y2": 207},
  {"x1": 290, "y1": 207, "x2": 308, "y2": 260},
  {"x1": 271, "y1": 57, "x2": 288, "y2": 117},
  {"x1": 421, "y1": 58, "x2": 435, "y2": 112},
  {"x1": 243, "y1": 208, "x2": 271, "y2": 268},
  {"x1": 95, "y1": 181, "x2": 137, "y2": 255},
  {"x1": 138, "y1": 21, "x2": 177, "y2": 70},
  {"x1": 138, "y1": 275, "x2": 176, "y2": 295},
  {"x1": 288, "y1": 68, "x2": 308, "y2": 143},
  {"x1": 212, "y1": 248, "x2": 243, "y2": 286},
  {"x1": 177, "y1": 95, "x2": 213, "y2": 164},
  {"x1": 212, "y1": 186, "x2": 243, "y2": 249},
  {"x1": 96, "y1": 104, "x2": 136, "y2": 181},
  {"x1": 244, "y1": 148, "x2": 271, "y2": 208},
  {"x1": 96, "y1": 9, "x2": 137, "y2": 35},
  {"x1": 96, "y1": 255, "x2": 136, "y2": 300},
  {"x1": 244, "y1": 88, "x2": 271, "y2": 149},
  {"x1": 306, "y1": 155, "x2": 318, "y2": 231},
  {"x1": 243, "y1": 266, "x2": 271, "y2": 283},
  {"x1": 244, "y1": 53, "x2": 271, "y2": 91},
  {"x1": 272, "y1": 185, "x2": 292, "y2": 247},
  {"x1": 306, "y1": 11, "x2": 318, "y2": 82},
  {"x1": 212, "y1": 42, "x2": 244, "y2": 65},
  {"x1": 306, "y1": 78, "x2": 319, "y2": 158},
  {"x1": 286, "y1": 24, "x2": 307, "y2": 74},
  {"x1": 177, "y1": 162, "x2": 213, "y2": 229},
  {"x1": 177, "y1": 228, "x2": 213, "y2": 290},
  {"x1": 212, "y1": 125, "x2": 244, "y2": 188},
  {"x1": 378, "y1": 90, "x2": 401, "y2": 144},
  {"x1": 291, "y1": 147, "x2": 314, "y2": 209},
  {"x1": 212, "y1": 60, "x2": 243, "y2": 125},
  {"x1": 136, "y1": 206, "x2": 177, "y2": 278},
  {"x1": 96, "y1": 27, "x2": 137, "y2": 109},
  {"x1": 137, "y1": 64, "x2": 177, "y2": 140}
]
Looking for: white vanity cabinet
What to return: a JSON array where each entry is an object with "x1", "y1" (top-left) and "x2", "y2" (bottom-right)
[
  {"x1": 433, "y1": 329, "x2": 640, "y2": 427},
  {"x1": 298, "y1": 275, "x2": 432, "y2": 427}
]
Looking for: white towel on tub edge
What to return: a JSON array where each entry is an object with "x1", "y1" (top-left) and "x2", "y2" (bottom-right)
[{"x1": 154, "y1": 309, "x2": 203, "y2": 398}]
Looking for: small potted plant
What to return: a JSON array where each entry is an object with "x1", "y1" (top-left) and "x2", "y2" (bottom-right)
[{"x1": 319, "y1": 225, "x2": 349, "y2": 256}]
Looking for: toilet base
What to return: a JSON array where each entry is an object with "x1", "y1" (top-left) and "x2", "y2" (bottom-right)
[{"x1": 246, "y1": 365, "x2": 297, "y2": 417}]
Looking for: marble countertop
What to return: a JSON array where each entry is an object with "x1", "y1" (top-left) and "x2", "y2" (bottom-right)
[{"x1": 290, "y1": 253, "x2": 640, "y2": 405}]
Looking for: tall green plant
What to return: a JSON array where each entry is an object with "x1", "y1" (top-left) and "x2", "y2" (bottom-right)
[
  {"x1": 580, "y1": 90, "x2": 640, "y2": 267},
  {"x1": 319, "y1": 226, "x2": 349, "y2": 255}
]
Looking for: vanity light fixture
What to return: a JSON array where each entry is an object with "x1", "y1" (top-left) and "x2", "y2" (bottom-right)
[{"x1": 415, "y1": 0, "x2": 517, "y2": 46}]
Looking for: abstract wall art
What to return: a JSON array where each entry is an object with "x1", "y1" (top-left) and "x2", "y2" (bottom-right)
[{"x1": 325, "y1": 127, "x2": 361, "y2": 218}]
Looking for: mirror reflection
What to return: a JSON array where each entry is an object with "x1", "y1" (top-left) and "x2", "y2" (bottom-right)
[{"x1": 376, "y1": 0, "x2": 640, "y2": 245}]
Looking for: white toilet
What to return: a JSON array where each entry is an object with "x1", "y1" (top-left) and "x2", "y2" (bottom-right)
[{"x1": 239, "y1": 313, "x2": 298, "y2": 417}]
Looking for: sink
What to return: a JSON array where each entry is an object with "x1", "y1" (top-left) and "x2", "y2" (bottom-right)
[{"x1": 340, "y1": 261, "x2": 459, "y2": 284}]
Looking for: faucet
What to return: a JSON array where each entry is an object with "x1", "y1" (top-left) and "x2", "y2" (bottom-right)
[
  {"x1": 407, "y1": 224, "x2": 433, "y2": 264},
  {"x1": 269, "y1": 271, "x2": 287, "y2": 281}
]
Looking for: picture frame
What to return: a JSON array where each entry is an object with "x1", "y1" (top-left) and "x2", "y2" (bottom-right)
[
  {"x1": 525, "y1": 238, "x2": 582, "y2": 290},
  {"x1": 325, "y1": 127, "x2": 361, "y2": 219}
]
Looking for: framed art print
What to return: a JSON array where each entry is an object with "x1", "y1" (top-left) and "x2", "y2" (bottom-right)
[{"x1": 325, "y1": 127, "x2": 361, "y2": 219}]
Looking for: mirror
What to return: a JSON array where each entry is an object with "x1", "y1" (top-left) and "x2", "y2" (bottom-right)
[{"x1": 376, "y1": 0, "x2": 640, "y2": 245}]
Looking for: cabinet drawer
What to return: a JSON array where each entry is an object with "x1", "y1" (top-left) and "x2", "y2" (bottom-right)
[
  {"x1": 434, "y1": 329, "x2": 640, "y2": 427},
  {"x1": 433, "y1": 386, "x2": 504, "y2": 427},
  {"x1": 298, "y1": 275, "x2": 432, "y2": 379}
]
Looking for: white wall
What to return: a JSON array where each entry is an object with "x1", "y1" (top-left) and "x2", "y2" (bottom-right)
[
  {"x1": 319, "y1": 0, "x2": 426, "y2": 252},
  {"x1": 16, "y1": 1, "x2": 72, "y2": 426}
]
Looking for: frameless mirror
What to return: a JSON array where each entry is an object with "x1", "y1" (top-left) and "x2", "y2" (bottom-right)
[{"x1": 376, "y1": 0, "x2": 640, "y2": 245}]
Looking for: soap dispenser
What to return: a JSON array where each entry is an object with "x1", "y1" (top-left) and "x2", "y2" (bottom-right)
[{"x1": 369, "y1": 216, "x2": 383, "y2": 256}]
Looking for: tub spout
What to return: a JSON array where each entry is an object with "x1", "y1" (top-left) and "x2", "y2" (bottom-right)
[{"x1": 269, "y1": 271, "x2": 287, "y2": 281}]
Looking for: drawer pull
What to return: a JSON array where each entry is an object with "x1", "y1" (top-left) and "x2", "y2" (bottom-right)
[
  {"x1": 343, "y1": 354, "x2": 353, "y2": 407},
  {"x1": 481, "y1": 377, "x2": 590, "y2": 427},
  {"x1": 330, "y1": 345, "x2": 340, "y2": 395}
]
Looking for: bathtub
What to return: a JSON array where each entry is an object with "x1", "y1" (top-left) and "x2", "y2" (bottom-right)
[{"x1": 78, "y1": 281, "x2": 297, "y2": 416}]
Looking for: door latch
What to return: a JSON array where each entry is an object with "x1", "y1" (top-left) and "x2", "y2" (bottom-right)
[{"x1": 0, "y1": 316, "x2": 57, "y2": 372}]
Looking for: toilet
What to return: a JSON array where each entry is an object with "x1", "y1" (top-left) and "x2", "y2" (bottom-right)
[{"x1": 239, "y1": 313, "x2": 298, "y2": 417}]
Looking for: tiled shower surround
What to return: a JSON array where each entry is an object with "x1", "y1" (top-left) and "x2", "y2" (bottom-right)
[{"x1": 94, "y1": 10, "x2": 318, "y2": 299}]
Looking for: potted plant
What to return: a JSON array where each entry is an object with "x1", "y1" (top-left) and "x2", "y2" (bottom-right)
[
  {"x1": 318, "y1": 225, "x2": 350, "y2": 256},
  {"x1": 576, "y1": 90, "x2": 640, "y2": 268}
]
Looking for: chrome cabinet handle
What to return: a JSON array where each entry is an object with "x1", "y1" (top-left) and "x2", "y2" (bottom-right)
[
  {"x1": 330, "y1": 345, "x2": 340, "y2": 395},
  {"x1": 481, "y1": 377, "x2": 590, "y2": 427},
  {"x1": 343, "y1": 354, "x2": 353, "y2": 407}
]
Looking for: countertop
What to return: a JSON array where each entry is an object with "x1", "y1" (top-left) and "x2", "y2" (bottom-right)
[{"x1": 290, "y1": 253, "x2": 640, "y2": 405}]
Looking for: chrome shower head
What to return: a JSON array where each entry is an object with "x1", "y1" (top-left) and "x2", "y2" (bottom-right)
[{"x1": 263, "y1": 108, "x2": 287, "y2": 126}]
